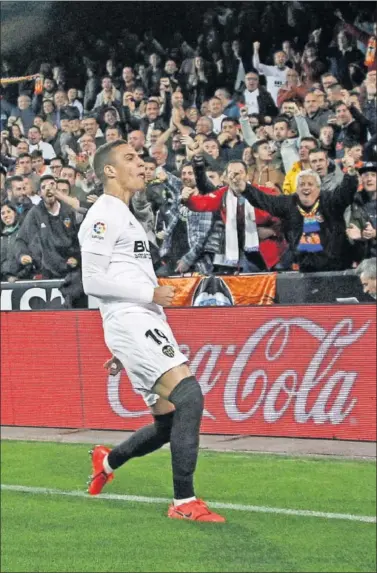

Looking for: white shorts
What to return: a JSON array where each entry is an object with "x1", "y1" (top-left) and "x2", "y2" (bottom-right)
[{"x1": 103, "y1": 310, "x2": 188, "y2": 407}]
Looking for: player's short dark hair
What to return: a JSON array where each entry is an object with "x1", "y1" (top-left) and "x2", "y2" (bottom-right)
[
  {"x1": 93, "y1": 139, "x2": 128, "y2": 183},
  {"x1": 17, "y1": 153, "x2": 31, "y2": 160},
  {"x1": 28, "y1": 125, "x2": 41, "y2": 133}
]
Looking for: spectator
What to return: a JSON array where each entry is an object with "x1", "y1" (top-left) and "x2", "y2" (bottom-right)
[
  {"x1": 40, "y1": 121, "x2": 63, "y2": 157},
  {"x1": 127, "y1": 130, "x2": 149, "y2": 159},
  {"x1": 309, "y1": 147, "x2": 344, "y2": 193},
  {"x1": 28, "y1": 125, "x2": 56, "y2": 160},
  {"x1": 67, "y1": 88, "x2": 84, "y2": 118},
  {"x1": 328, "y1": 31, "x2": 365, "y2": 90},
  {"x1": 333, "y1": 100, "x2": 368, "y2": 159},
  {"x1": 319, "y1": 124, "x2": 336, "y2": 159},
  {"x1": 236, "y1": 71, "x2": 278, "y2": 117},
  {"x1": 361, "y1": 71, "x2": 376, "y2": 137},
  {"x1": 248, "y1": 139, "x2": 285, "y2": 191},
  {"x1": 5, "y1": 175, "x2": 33, "y2": 223},
  {"x1": 335, "y1": 10, "x2": 376, "y2": 72},
  {"x1": 355, "y1": 257, "x2": 376, "y2": 299},
  {"x1": 217, "y1": 118, "x2": 246, "y2": 162},
  {"x1": 277, "y1": 68, "x2": 308, "y2": 108},
  {"x1": 93, "y1": 76, "x2": 121, "y2": 111},
  {"x1": 304, "y1": 92, "x2": 331, "y2": 137},
  {"x1": 1, "y1": 201, "x2": 21, "y2": 281},
  {"x1": 253, "y1": 42, "x2": 289, "y2": 104},
  {"x1": 84, "y1": 66, "x2": 101, "y2": 112},
  {"x1": 214, "y1": 87, "x2": 240, "y2": 119},
  {"x1": 105, "y1": 125, "x2": 123, "y2": 143},
  {"x1": 13, "y1": 174, "x2": 80, "y2": 279},
  {"x1": 160, "y1": 163, "x2": 216, "y2": 274},
  {"x1": 346, "y1": 162, "x2": 376, "y2": 260},
  {"x1": 283, "y1": 136, "x2": 318, "y2": 195},
  {"x1": 49, "y1": 156, "x2": 63, "y2": 178},
  {"x1": 207, "y1": 97, "x2": 227, "y2": 135},
  {"x1": 150, "y1": 144, "x2": 174, "y2": 173},
  {"x1": 183, "y1": 160, "x2": 287, "y2": 272},
  {"x1": 145, "y1": 53, "x2": 164, "y2": 95},
  {"x1": 240, "y1": 161, "x2": 358, "y2": 272},
  {"x1": 15, "y1": 153, "x2": 40, "y2": 193},
  {"x1": 30, "y1": 150, "x2": 48, "y2": 176},
  {"x1": 13, "y1": 94, "x2": 36, "y2": 134},
  {"x1": 80, "y1": 115, "x2": 105, "y2": 147}
]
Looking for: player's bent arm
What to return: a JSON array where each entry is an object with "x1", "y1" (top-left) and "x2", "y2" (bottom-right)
[{"x1": 81, "y1": 251, "x2": 154, "y2": 303}]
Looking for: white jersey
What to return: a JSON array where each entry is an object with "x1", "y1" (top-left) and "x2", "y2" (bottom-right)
[
  {"x1": 78, "y1": 194, "x2": 163, "y2": 322},
  {"x1": 79, "y1": 193, "x2": 187, "y2": 407}
]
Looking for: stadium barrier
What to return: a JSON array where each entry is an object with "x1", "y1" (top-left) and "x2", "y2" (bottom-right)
[
  {"x1": 0, "y1": 270, "x2": 371, "y2": 310},
  {"x1": 1, "y1": 305, "x2": 375, "y2": 441}
]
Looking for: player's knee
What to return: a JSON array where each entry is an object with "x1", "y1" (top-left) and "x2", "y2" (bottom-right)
[
  {"x1": 153, "y1": 411, "x2": 174, "y2": 443},
  {"x1": 168, "y1": 376, "x2": 204, "y2": 413}
]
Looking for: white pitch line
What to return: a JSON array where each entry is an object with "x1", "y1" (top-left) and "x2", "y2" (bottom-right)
[{"x1": 1, "y1": 484, "x2": 375, "y2": 524}]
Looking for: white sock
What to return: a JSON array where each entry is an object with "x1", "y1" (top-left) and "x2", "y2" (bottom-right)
[
  {"x1": 174, "y1": 496, "x2": 196, "y2": 507},
  {"x1": 103, "y1": 454, "x2": 113, "y2": 475}
]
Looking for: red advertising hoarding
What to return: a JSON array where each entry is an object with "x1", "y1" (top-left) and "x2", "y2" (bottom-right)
[{"x1": 1, "y1": 306, "x2": 376, "y2": 441}]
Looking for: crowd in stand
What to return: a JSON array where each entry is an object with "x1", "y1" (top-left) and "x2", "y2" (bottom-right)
[{"x1": 0, "y1": 3, "x2": 376, "y2": 304}]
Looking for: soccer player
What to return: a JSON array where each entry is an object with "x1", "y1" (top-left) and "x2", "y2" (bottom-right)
[{"x1": 78, "y1": 140, "x2": 225, "y2": 523}]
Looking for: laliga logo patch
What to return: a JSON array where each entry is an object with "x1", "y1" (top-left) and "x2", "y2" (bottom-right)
[
  {"x1": 92, "y1": 221, "x2": 107, "y2": 239},
  {"x1": 162, "y1": 344, "x2": 175, "y2": 358}
]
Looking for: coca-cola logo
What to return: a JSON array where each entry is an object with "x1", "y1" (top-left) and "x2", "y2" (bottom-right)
[{"x1": 107, "y1": 317, "x2": 371, "y2": 426}]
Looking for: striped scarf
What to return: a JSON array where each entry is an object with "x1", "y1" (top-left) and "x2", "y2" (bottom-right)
[{"x1": 297, "y1": 200, "x2": 323, "y2": 252}]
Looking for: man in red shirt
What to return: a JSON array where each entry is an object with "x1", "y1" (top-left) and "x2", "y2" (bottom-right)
[{"x1": 182, "y1": 160, "x2": 287, "y2": 272}]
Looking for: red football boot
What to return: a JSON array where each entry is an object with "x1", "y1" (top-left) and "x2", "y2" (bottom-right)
[
  {"x1": 87, "y1": 445, "x2": 114, "y2": 495},
  {"x1": 168, "y1": 499, "x2": 226, "y2": 522}
]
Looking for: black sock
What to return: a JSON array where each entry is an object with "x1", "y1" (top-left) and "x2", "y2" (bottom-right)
[
  {"x1": 168, "y1": 376, "x2": 204, "y2": 500},
  {"x1": 107, "y1": 411, "x2": 174, "y2": 470}
]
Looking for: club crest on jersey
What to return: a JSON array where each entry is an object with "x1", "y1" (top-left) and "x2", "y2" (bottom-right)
[
  {"x1": 63, "y1": 217, "x2": 71, "y2": 229},
  {"x1": 92, "y1": 221, "x2": 107, "y2": 240},
  {"x1": 162, "y1": 344, "x2": 175, "y2": 358}
]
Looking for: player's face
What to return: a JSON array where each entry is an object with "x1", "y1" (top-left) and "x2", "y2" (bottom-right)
[{"x1": 109, "y1": 144, "x2": 146, "y2": 193}]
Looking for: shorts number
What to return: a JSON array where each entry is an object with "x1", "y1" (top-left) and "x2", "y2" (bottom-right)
[{"x1": 145, "y1": 328, "x2": 169, "y2": 346}]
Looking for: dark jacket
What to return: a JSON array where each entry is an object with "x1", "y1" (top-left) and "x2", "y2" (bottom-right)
[
  {"x1": 220, "y1": 138, "x2": 247, "y2": 162},
  {"x1": 122, "y1": 92, "x2": 172, "y2": 135},
  {"x1": 0, "y1": 211, "x2": 21, "y2": 280},
  {"x1": 347, "y1": 189, "x2": 377, "y2": 261},
  {"x1": 242, "y1": 174, "x2": 358, "y2": 271},
  {"x1": 235, "y1": 85, "x2": 278, "y2": 117},
  {"x1": 305, "y1": 108, "x2": 332, "y2": 138},
  {"x1": 13, "y1": 201, "x2": 80, "y2": 279}
]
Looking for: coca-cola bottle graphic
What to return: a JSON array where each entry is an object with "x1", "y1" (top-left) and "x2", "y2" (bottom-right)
[{"x1": 192, "y1": 276, "x2": 234, "y2": 306}]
